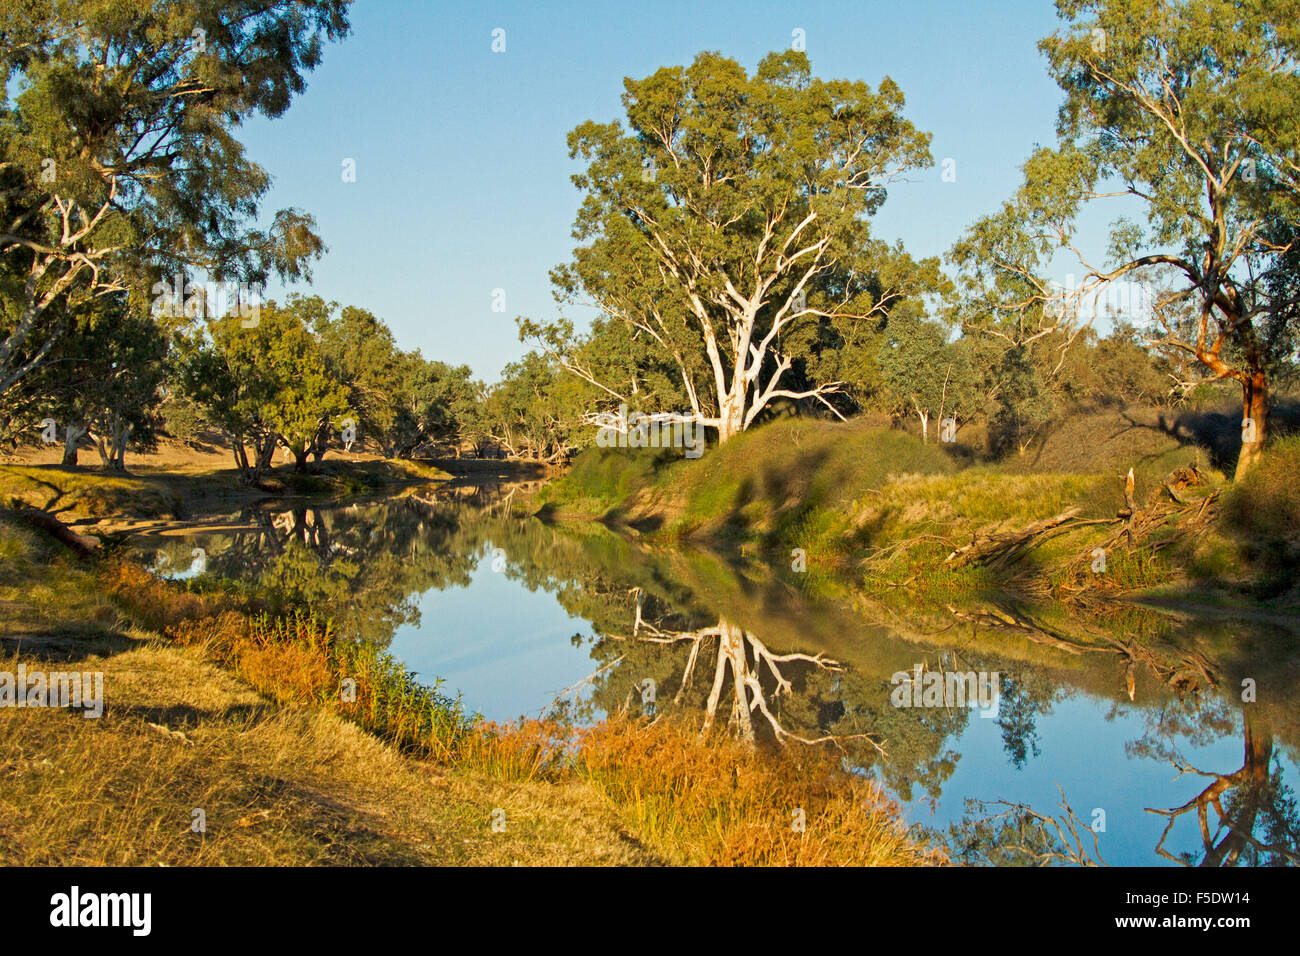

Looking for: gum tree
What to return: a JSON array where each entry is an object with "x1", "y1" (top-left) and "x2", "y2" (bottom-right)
[
  {"x1": 875, "y1": 307, "x2": 983, "y2": 442},
  {"x1": 530, "y1": 50, "x2": 940, "y2": 443},
  {"x1": 29, "y1": 295, "x2": 168, "y2": 468},
  {"x1": 177, "y1": 303, "x2": 348, "y2": 475},
  {"x1": 952, "y1": 0, "x2": 1300, "y2": 477},
  {"x1": 0, "y1": 0, "x2": 349, "y2": 397}
]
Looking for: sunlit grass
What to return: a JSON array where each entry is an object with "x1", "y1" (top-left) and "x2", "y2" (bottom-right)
[
  {"x1": 103, "y1": 562, "x2": 477, "y2": 760},
  {"x1": 574, "y1": 715, "x2": 943, "y2": 866}
]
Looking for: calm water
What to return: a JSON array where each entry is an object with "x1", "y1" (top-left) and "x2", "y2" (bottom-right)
[{"x1": 136, "y1": 483, "x2": 1300, "y2": 867}]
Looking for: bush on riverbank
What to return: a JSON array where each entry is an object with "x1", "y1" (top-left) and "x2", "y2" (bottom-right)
[{"x1": 538, "y1": 412, "x2": 1300, "y2": 602}]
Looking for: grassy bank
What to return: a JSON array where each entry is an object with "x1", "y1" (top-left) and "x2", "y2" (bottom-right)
[
  {"x1": 0, "y1": 510, "x2": 650, "y2": 865},
  {"x1": 0, "y1": 457, "x2": 451, "y2": 526},
  {"x1": 539, "y1": 414, "x2": 1300, "y2": 607},
  {"x1": 0, "y1": 505, "x2": 937, "y2": 866}
]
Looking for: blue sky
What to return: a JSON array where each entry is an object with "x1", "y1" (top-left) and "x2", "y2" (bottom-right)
[{"x1": 240, "y1": 0, "x2": 1075, "y2": 381}]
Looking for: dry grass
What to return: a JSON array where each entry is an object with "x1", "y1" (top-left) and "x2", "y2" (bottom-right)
[
  {"x1": 3, "y1": 510, "x2": 941, "y2": 867},
  {"x1": 574, "y1": 716, "x2": 943, "y2": 866},
  {"x1": 0, "y1": 645, "x2": 653, "y2": 866},
  {"x1": 457, "y1": 719, "x2": 572, "y2": 783},
  {"x1": 437, "y1": 714, "x2": 943, "y2": 865}
]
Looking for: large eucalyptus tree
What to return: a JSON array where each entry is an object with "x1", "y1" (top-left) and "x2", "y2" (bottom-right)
[
  {"x1": 529, "y1": 50, "x2": 941, "y2": 443},
  {"x1": 951, "y1": 0, "x2": 1300, "y2": 477},
  {"x1": 0, "y1": 0, "x2": 350, "y2": 398}
]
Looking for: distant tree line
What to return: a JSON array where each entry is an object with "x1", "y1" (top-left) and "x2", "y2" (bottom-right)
[
  {"x1": 521, "y1": 2, "x2": 1300, "y2": 476},
  {"x1": 3, "y1": 0, "x2": 1297, "y2": 475}
]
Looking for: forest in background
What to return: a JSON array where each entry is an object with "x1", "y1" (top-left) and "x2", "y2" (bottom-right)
[{"x1": 2, "y1": 0, "x2": 1297, "y2": 481}]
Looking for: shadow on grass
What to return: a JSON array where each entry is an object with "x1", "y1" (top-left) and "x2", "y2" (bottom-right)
[
  {"x1": 112, "y1": 700, "x2": 279, "y2": 729},
  {"x1": 0, "y1": 626, "x2": 139, "y2": 661}
]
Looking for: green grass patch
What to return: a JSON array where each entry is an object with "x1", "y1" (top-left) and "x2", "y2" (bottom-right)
[
  {"x1": 0, "y1": 464, "x2": 183, "y2": 520},
  {"x1": 1220, "y1": 434, "x2": 1300, "y2": 597}
]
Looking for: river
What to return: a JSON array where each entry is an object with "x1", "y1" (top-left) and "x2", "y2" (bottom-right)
[{"x1": 133, "y1": 480, "x2": 1300, "y2": 866}]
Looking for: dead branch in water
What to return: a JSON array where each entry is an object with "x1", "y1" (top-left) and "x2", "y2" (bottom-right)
[
  {"x1": 945, "y1": 603, "x2": 1118, "y2": 656},
  {"x1": 944, "y1": 602, "x2": 1217, "y2": 702},
  {"x1": 962, "y1": 785, "x2": 1109, "y2": 866}
]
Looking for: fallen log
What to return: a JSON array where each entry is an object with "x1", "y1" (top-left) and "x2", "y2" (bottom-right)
[
  {"x1": 946, "y1": 604, "x2": 1117, "y2": 655},
  {"x1": 9, "y1": 507, "x2": 101, "y2": 554}
]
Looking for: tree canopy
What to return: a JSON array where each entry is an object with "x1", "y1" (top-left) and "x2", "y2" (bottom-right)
[
  {"x1": 527, "y1": 49, "x2": 945, "y2": 445},
  {"x1": 0, "y1": 0, "x2": 349, "y2": 397},
  {"x1": 950, "y1": 0, "x2": 1300, "y2": 476}
]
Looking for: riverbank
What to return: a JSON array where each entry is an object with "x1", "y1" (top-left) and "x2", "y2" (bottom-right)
[
  {"x1": 0, "y1": 456, "x2": 453, "y2": 528},
  {"x1": 0, "y1": 508, "x2": 655, "y2": 865},
  {"x1": 537, "y1": 413, "x2": 1300, "y2": 612},
  {"x1": 0, "y1": 485, "x2": 939, "y2": 866}
]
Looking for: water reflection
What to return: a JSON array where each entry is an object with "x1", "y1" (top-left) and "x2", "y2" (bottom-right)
[
  {"x1": 1139, "y1": 714, "x2": 1295, "y2": 866},
  {"x1": 134, "y1": 485, "x2": 1300, "y2": 866}
]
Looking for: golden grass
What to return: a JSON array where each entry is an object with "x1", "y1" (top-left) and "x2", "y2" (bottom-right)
[
  {"x1": 452, "y1": 714, "x2": 943, "y2": 866},
  {"x1": 4, "y1": 513, "x2": 942, "y2": 867},
  {"x1": 574, "y1": 716, "x2": 942, "y2": 866},
  {"x1": 0, "y1": 645, "x2": 654, "y2": 866},
  {"x1": 457, "y1": 719, "x2": 571, "y2": 783}
]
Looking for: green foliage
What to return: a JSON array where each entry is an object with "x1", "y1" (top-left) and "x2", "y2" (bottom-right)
[
  {"x1": 10, "y1": 294, "x2": 169, "y2": 467},
  {"x1": 951, "y1": 0, "x2": 1300, "y2": 474},
  {"x1": 176, "y1": 298, "x2": 348, "y2": 472},
  {"x1": 873, "y1": 306, "x2": 986, "y2": 438},
  {"x1": 0, "y1": 0, "x2": 350, "y2": 397},
  {"x1": 990, "y1": 344, "x2": 1058, "y2": 456},
  {"x1": 310, "y1": 295, "x2": 479, "y2": 458},
  {"x1": 474, "y1": 351, "x2": 585, "y2": 460},
  {"x1": 531, "y1": 49, "x2": 943, "y2": 442}
]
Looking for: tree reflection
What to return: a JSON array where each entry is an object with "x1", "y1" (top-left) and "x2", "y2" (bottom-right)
[
  {"x1": 618, "y1": 592, "x2": 870, "y2": 747},
  {"x1": 1146, "y1": 718, "x2": 1299, "y2": 866},
  {"x1": 139, "y1": 484, "x2": 1300, "y2": 865},
  {"x1": 148, "y1": 494, "x2": 499, "y2": 644},
  {"x1": 953, "y1": 710, "x2": 1300, "y2": 866},
  {"x1": 552, "y1": 583, "x2": 973, "y2": 802}
]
